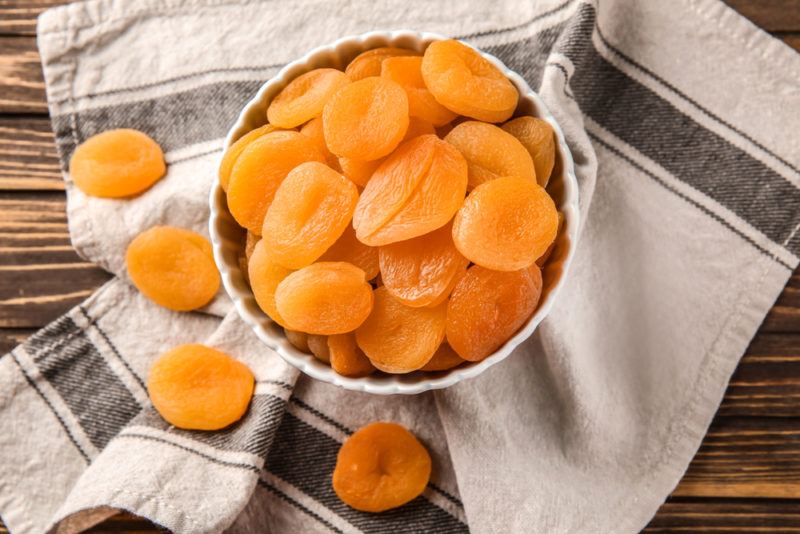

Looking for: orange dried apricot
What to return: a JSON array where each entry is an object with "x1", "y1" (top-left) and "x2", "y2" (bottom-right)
[
  {"x1": 381, "y1": 56, "x2": 457, "y2": 126},
  {"x1": 446, "y1": 264, "x2": 542, "y2": 361},
  {"x1": 420, "y1": 343, "x2": 465, "y2": 371},
  {"x1": 333, "y1": 422, "x2": 431, "y2": 512},
  {"x1": 261, "y1": 162, "x2": 359, "y2": 269},
  {"x1": 338, "y1": 156, "x2": 384, "y2": 187},
  {"x1": 345, "y1": 47, "x2": 418, "y2": 81},
  {"x1": 219, "y1": 124, "x2": 280, "y2": 191},
  {"x1": 126, "y1": 226, "x2": 219, "y2": 311},
  {"x1": 421, "y1": 39, "x2": 518, "y2": 123},
  {"x1": 227, "y1": 131, "x2": 325, "y2": 234},
  {"x1": 353, "y1": 135, "x2": 467, "y2": 246},
  {"x1": 402, "y1": 117, "x2": 436, "y2": 141},
  {"x1": 267, "y1": 68, "x2": 350, "y2": 128},
  {"x1": 70, "y1": 129, "x2": 165, "y2": 198},
  {"x1": 300, "y1": 117, "x2": 340, "y2": 169},
  {"x1": 502, "y1": 116, "x2": 556, "y2": 187},
  {"x1": 307, "y1": 334, "x2": 331, "y2": 363},
  {"x1": 148, "y1": 344, "x2": 254, "y2": 430},
  {"x1": 453, "y1": 176, "x2": 557, "y2": 270},
  {"x1": 536, "y1": 211, "x2": 564, "y2": 267},
  {"x1": 323, "y1": 77, "x2": 409, "y2": 161},
  {"x1": 355, "y1": 287, "x2": 446, "y2": 373},
  {"x1": 275, "y1": 262, "x2": 373, "y2": 335},
  {"x1": 284, "y1": 328, "x2": 310, "y2": 353},
  {"x1": 248, "y1": 240, "x2": 294, "y2": 327},
  {"x1": 328, "y1": 333, "x2": 375, "y2": 377},
  {"x1": 319, "y1": 225, "x2": 380, "y2": 280},
  {"x1": 378, "y1": 222, "x2": 468, "y2": 307},
  {"x1": 245, "y1": 231, "x2": 259, "y2": 262},
  {"x1": 444, "y1": 121, "x2": 536, "y2": 190}
]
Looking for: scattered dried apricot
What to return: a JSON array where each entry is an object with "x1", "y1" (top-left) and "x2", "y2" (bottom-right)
[
  {"x1": 319, "y1": 225, "x2": 380, "y2": 280},
  {"x1": 126, "y1": 226, "x2": 219, "y2": 311},
  {"x1": 420, "y1": 343, "x2": 465, "y2": 371},
  {"x1": 328, "y1": 333, "x2": 375, "y2": 377},
  {"x1": 307, "y1": 334, "x2": 331, "y2": 363},
  {"x1": 70, "y1": 129, "x2": 165, "y2": 198},
  {"x1": 248, "y1": 240, "x2": 294, "y2": 327},
  {"x1": 453, "y1": 176, "x2": 557, "y2": 270},
  {"x1": 502, "y1": 116, "x2": 555, "y2": 187},
  {"x1": 345, "y1": 47, "x2": 418, "y2": 81},
  {"x1": 333, "y1": 422, "x2": 431, "y2": 512},
  {"x1": 381, "y1": 56, "x2": 457, "y2": 126},
  {"x1": 267, "y1": 68, "x2": 350, "y2": 128},
  {"x1": 275, "y1": 262, "x2": 373, "y2": 335},
  {"x1": 421, "y1": 40, "x2": 518, "y2": 123},
  {"x1": 355, "y1": 287, "x2": 446, "y2": 373},
  {"x1": 284, "y1": 328, "x2": 310, "y2": 353},
  {"x1": 220, "y1": 124, "x2": 280, "y2": 191},
  {"x1": 261, "y1": 162, "x2": 358, "y2": 269},
  {"x1": 446, "y1": 264, "x2": 542, "y2": 361},
  {"x1": 148, "y1": 344, "x2": 254, "y2": 430}
]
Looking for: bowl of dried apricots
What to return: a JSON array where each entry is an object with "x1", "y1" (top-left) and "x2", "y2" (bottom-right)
[{"x1": 209, "y1": 30, "x2": 579, "y2": 394}]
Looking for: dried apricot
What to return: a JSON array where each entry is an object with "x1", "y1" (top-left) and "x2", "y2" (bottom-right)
[
  {"x1": 227, "y1": 131, "x2": 325, "y2": 234},
  {"x1": 245, "y1": 231, "x2": 259, "y2": 262},
  {"x1": 452, "y1": 176, "x2": 557, "y2": 270},
  {"x1": 446, "y1": 264, "x2": 542, "y2": 361},
  {"x1": 284, "y1": 328, "x2": 310, "y2": 353},
  {"x1": 420, "y1": 343, "x2": 465, "y2": 371},
  {"x1": 338, "y1": 156, "x2": 384, "y2": 187},
  {"x1": 379, "y1": 222, "x2": 468, "y2": 307},
  {"x1": 248, "y1": 240, "x2": 294, "y2": 327},
  {"x1": 381, "y1": 56, "x2": 457, "y2": 126},
  {"x1": 328, "y1": 333, "x2": 375, "y2": 377},
  {"x1": 300, "y1": 117, "x2": 339, "y2": 169},
  {"x1": 536, "y1": 212, "x2": 564, "y2": 267},
  {"x1": 126, "y1": 226, "x2": 219, "y2": 311},
  {"x1": 219, "y1": 124, "x2": 280, "y2": 191},
  {"x1": 402, "y1": 117, "x2": 436, "y2": 141},
  {"x1": 421, "y1": 40, "x2": 518, "y2": 123},
  {"x1": 355, "y1": 287, "x2": 446, "y2": 373},
  {"x1": 275, "y1": 262, "x2": 373, "y2": 335},
  {"x1": 353, "y1": 135, "x2": 467, "y2": 246},
  {"x1": 502, "y1": 116, "x2": 555, "y2": 186},
  {"x1": 267, "y1": 68, "x2": 350, "y2": 128},
  {"x1": 345, "y1": 47, "x2": 418, "y2": 81},
  {"x1": 261, "y1": 162, "x2": 359, "y2": 269},
  {"x1": 70, "y1": 129, "x2": 165, "y2": 198},
  {"x1": 307, "y1": 334, "x2": 331, "y2": 363},
  {"x1": 323, "y1": 77, "x2": 409, "y2": 161},
  {"x1": 333, "y1": 422, "x2": 431, "y2": 512},
  {"x1": 148, "y1": 344, "x2": 254, "y2": 430},
  {"x1": 319, "y1": 225, "x2": 380, "y2": 280},
  {"x1": 444, "y1": 121, "x2": 536, "y2": 190}
]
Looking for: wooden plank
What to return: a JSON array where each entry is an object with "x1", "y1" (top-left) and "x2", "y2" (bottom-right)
[
  {"x1": 0, "y1": 115, "x2": 63, "y2": 190},
  {"x1": 0, "y1": 327, "x2": 35, "y2": 353},
  {"x1": 645, "y1": 498, "x2": 800, "y2": 533},
  {"x1": 0, "y1": 36, "x2": 46, "y2": 114},
  {"x1": 0, "y1": 1, "x2": 67, "y2": 36},
  {"x1": 762, "y1": 271, "x2": 800, "y2": 334},
  {"x1": 722, "y1": 0, "x2": 800, "y2": 32},
  {"x1": 779, "y1": 32, "x2": 800, "y2": 52}
]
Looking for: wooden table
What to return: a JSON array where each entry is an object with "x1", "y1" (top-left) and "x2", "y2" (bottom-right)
[{"x1": 1, "y1": 1, "x2": 799, "y2": 531}]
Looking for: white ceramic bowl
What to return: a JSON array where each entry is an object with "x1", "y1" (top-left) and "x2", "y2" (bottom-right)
[{"x1": 209, "y1": 30, "x2": 580, "y2": 395}]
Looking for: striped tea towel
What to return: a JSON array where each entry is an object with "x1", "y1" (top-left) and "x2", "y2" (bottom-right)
[{"x1": 1, "y1": 0, "x2": 799, "y2": 532}]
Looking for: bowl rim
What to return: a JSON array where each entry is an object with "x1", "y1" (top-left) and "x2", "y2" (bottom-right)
[{"x1": 209, "y1": 29, "x2": 580, "y2": 395}]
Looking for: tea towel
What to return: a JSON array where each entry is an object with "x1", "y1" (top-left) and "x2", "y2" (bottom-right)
[{"x1": 1, "y1": 0, "x2": 799, "y2": 532}]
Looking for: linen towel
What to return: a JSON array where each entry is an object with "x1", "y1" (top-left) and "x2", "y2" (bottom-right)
[{"x1": 1, "y1": 0, "x2": 799, "y2": 532}]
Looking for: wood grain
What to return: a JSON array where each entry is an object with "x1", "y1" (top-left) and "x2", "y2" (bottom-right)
[
  {"x1": 0, "y1": 36, "x2": 46, "y2": 114},
  {"x1": 0, "y1": 116, "x2": 62, "y2": 190},
  {"x1": 644, "y1": 498, "x2": 800, "y2": 533},
  {"x1": 722, "y1": 0, "x2": 800, "y2": 32},
  {"x1": 0, "y1": 1, "x2": 66, "y2": 36}
]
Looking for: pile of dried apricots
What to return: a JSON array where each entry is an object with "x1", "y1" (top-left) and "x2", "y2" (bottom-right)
[{"x1": 227, "y1": 39, "x2": 560, "y2": 377}]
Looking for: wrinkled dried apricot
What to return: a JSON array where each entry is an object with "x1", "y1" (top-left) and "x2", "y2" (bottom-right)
[
  {"x1": 420, "y1": 343, "x2": 465, "y2": 371},
  {"x1": 402, "y1": 117, "x2": 436, "y2": 141},
  {"x1": 338, "y1": 156, "x2": 384, "y2": 187},
  {"x1": 421, "y1": 40, "x2": 518, "y2": 123},
  {"x1": 353, "y1": 135, "x2": 467, "y2": 246},
  {"x1": 307, "y1": 334, "x2": 331, "y2": 363},
  {"x1": 126, "y1": 226, "x2": 219, "y2": 311},
  {"x1": 328, "y1": 333, "x2": 375, "y2": 377},
  {"x1": 334, "y1": 421, "x2": 431, "y2": 512},
  {"x1": 445, "y1": 121, "x2": 536, "y2": 190},
  {"x1": 284, "y1": 328, "x2": 310, "y2": 353},
  {"x1": 453, "y1": 176, "x2": 557, "y2": 270},
  {"x1": 319, "y1": 225, "x2": 380, "y2": 280},
  {"x1": 261, "y1": 162, "x2": 358, "y2": 269},
  {"x1": 148, "y1": 344, "x2": 254, "y2": 430},
  {"x1": 227, "y1": 131, "x2": 325, "y2": 234},
  {"x1": 275, "y1": 262, "x2": 373, "y2": 335},
  {"x1": 379, "y1": 222, "x2": 468, "y2": 307},
  {"x1": 70, "y1": 129, "x2": 165, "y2": 198},
  {"x1": 355, "y1": 287, "x2": 446, "y2": 373},
  {"x1": 345, "y1": 47, "x2": 418, "y2": 81},
  {"x1": 446, "y1": 264, "x2": 542, "y2": 361},
  {"x1": 267, "y1": 68, "x2": 350, "y2": 128},
  {"x1": 381, "y1": 56, "x2": 457, "y2": 126},
  {"x1": 323, "y1": 77, "x2": 409, "y2": 161},
  {"x1": 300, "y1": 117, "x2": 339, "y2": 169},
  {"x1": 248, "y1": 240, "x2": 294, "y2": 327},
  {"x1": 537, "y1": 211, "x2": 564, "y2": 267},
  {"x1": 502, "y1": 116, "x2": 555, "y2": 187},
  {"x1": 220, "y1": 124, "x2": 280, "y2": 191}
]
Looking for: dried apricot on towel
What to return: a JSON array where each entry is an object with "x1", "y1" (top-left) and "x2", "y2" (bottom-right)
[
  {"x1": 70, "y1": 129, "x2": 165, "y2": 198},
  {"x1": 345, "y1": 47, "x2": 418, "y2": 81},
  {"x1": 148, "y1": 344, "x2": 254, "y2": 430},
  {"x1": 502, "y1": 116, "x2": 556, "y2": 187},
  {"x1": 126, "y1": 226, "x2": 219, "y2": 311},
  {"x1": 421, "y1": 39, "x2": 518, "y2": 123},
  {"x1": 328, "y1": 332, "x2": 375, "y2": 377},
  {"x1": 446, "y1": 264, "x2": 542, "y2": 361},
  {"x1": 248, "y1": 240, "x2": 294, "y2": 327},
  {"x1": 267, "y1": 68, "x2": 350, "y2": 128},
  {"x1": 333, "y1": 422, "x2": 431, "y2": 512},
  {"x1": 219, "y1": 124, "x2": 280, "y2": 191},
  {"x1": 275, "y1": 262, "x2": 373, "y2": 335},
  {"x1": 355, "y1": 287, "x2": 446, "y2": 373}
]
